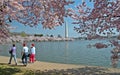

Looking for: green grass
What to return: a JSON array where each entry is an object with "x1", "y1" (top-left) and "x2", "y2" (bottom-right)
[{"x1": 0, "y1": 65, "x2": 22, "y2": 75}]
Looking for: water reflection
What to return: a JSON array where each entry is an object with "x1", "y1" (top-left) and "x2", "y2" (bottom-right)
[{"x1": 64, "y1": 42, "x2": 69, "y2": 64}]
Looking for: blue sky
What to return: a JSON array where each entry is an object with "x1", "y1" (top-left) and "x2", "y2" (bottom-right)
[{"x1": 10, "y1": 0, "x2": 93, "y2": 38}]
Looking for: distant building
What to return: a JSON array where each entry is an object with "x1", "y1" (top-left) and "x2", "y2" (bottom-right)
[{"x1": 65, "y1": 21, "x2": 68, "y2": 38}]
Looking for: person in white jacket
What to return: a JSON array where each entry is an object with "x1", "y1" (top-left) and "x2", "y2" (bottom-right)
[{"x1": 21, "y1": 43, "x2": 29, "y2": 66}]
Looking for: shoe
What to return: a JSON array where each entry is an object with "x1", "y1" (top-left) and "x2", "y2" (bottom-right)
[
  {"x1": 24, "y1": 64, "x2": 27, "y2": 66},
  {"x1": 8, "y1": 63, "x2": 11, "y2": 64},
  {"x1": 23, "y1": 63, "x2": 27, "y2": 66}
]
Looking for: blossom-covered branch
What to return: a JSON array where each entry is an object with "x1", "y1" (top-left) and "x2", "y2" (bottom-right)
[
  {"x1": 69, "y1": 0, "x2": 120, "y2": 39},
  {"x1": 0, "y1": 0, "x2": 74, "y2": 43}
]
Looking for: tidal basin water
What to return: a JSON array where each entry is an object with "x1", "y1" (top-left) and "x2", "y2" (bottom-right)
[{"x1": 0, "y1": 39, "x2": 119, "y2": 68}]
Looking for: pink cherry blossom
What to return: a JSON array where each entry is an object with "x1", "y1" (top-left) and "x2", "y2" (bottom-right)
[
  {"x1": 0, "y1": 0, "x2": 74, "y2": 42},
  {"x1": 69, "y1": 0, "x2": 120, "y2": 40}
]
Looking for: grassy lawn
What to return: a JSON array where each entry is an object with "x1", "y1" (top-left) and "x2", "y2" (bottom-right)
[
  {"x1": 0, "y1": 64, "x2": 23, "y2": 75},
  {"x1": 0, "y1": 64, "x2": 40, "y2": 75}
]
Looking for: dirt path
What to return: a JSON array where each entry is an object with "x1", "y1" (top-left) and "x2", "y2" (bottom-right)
[{"x1": 0, "y1": 55, "x2": 120, "y2": 73}]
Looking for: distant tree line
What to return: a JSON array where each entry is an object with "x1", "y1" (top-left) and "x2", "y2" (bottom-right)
[
  {"x1": 10, "y1": 32, "x2": 44, "y2": 37},
  {"x1": 34, "y1": 34, "x2": 43, "y2": 37},
  {"x1": 11, "y1": 32, "x2": 63, "y2": 38}
]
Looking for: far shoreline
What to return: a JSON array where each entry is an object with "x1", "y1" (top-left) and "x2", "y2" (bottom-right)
[{"x1": 2, "y1": 35, "x2": 74, "y2": 44}]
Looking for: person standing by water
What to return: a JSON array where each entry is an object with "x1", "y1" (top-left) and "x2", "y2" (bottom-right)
[
  {"x1": 21, "y1": 43, "x2": 29, "y2": 66},
  {"x1": 8, "y1": 44, "x2": 17, "y2": 65},
  {"x1": 29, "y1": 43, "x2": 36, "y2": 63}
]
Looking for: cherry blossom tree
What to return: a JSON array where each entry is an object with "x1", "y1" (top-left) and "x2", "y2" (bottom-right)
[
  {"x1": 0, "y1": 0, "x2": 74, "y2": 43},
  {"x1": 68, "y1": 0, "x2": 120, "y2": 67},
  {"x1": 69, "y1": 0, "x2": 120, "y2": 39},
  {"x1": 68, "y1": 0, "x2": 120, "y2": 47}
]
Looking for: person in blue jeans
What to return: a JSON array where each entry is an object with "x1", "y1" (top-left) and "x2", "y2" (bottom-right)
[
  {"x1": 21, "y1": 43, "x2": 29, "y2": 66},
  {"x1": 8, "y1": 44, "x2": 17, "y2": 65}
]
